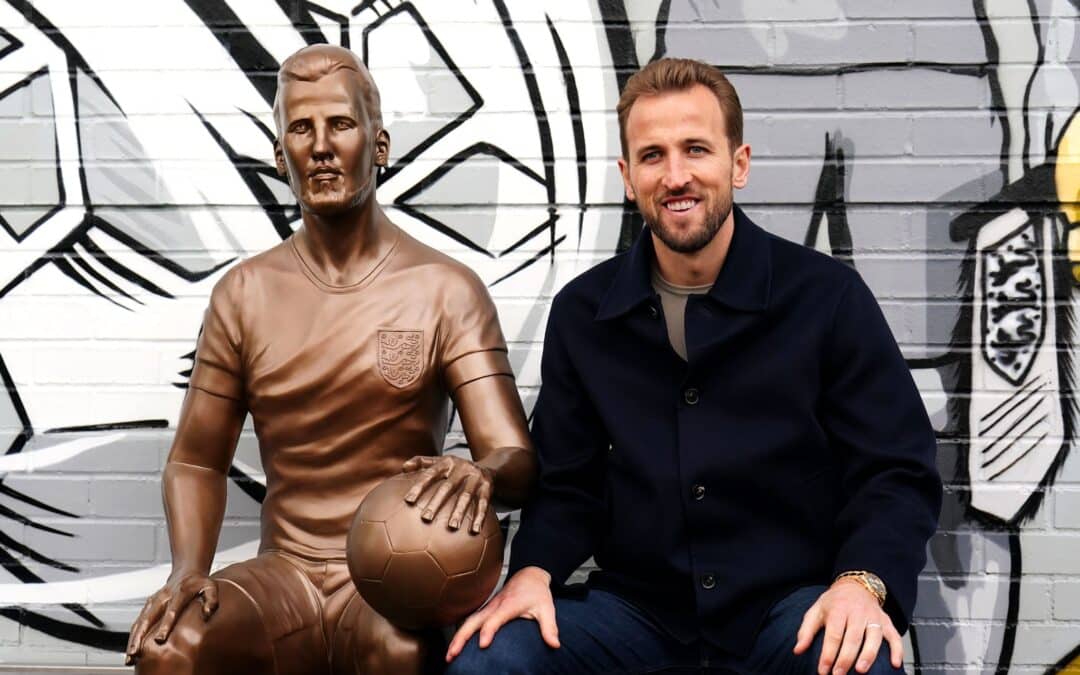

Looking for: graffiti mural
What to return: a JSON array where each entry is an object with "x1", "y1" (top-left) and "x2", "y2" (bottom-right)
[{"x1": 0, "y1": 0, "x2": 1078, "y2": 671}]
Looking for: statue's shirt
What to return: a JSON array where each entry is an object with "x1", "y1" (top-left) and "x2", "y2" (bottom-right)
[{"x1": 188, "y1": 226, "x2": 512, "y2": 560}]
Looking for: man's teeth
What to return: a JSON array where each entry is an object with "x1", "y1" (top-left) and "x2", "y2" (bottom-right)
[{"x1": 666, "y1": 199, "x2": 697, "y2": 212}]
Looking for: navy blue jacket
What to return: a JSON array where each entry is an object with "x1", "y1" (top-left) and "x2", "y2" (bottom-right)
[{"x1": 509, "y1": 206, "x2": 941, "y2": 656}]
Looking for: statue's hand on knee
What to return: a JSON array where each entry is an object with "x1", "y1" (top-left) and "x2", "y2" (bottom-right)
[{"x1": 125, "y1": 573, "x2": 220, "y2": 666}]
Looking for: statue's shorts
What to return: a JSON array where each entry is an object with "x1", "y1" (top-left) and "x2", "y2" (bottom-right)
[{"x1": 135, "y1": 551, "x2": 442, "y2": 675}]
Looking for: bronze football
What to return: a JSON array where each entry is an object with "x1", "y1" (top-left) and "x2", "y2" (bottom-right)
[{"x1": 346, "y1": 473, "x2": 504, "y2": 629}]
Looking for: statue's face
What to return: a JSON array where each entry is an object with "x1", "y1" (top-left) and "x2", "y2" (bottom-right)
[{"x1": 274, "y1": 69, "x2": 389, "y2": 217}]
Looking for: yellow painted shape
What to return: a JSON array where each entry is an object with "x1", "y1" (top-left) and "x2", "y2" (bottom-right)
[
  {"x1": 1060, "y1": 651, "x2": 1080, "y2": 673},
  {"x1": 1057, "y1": 109, "x2": 1080, "y2": 224}
]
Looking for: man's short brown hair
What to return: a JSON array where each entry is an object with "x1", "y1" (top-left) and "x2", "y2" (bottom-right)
[{"x1": 617, "y1": 58, "x2": 743, "y2": 158}]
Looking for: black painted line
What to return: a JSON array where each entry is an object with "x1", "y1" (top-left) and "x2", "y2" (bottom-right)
[
  {"x1": 546, "y1": 15, "x2": 588, "y2": 245},
  {"x1": 987, "y1": 431, "x2": 1049, "y2": 481},
  {"x1": 394, "y1": 204, "x2": 493, "y2": 257},
  {"x1": 501, "y1": 217, "x2": 560, "y2": 258},
  {"x1": 0, "y1": 527, "x2": 77, "y2": 573},
  {"x1": 44, "y1": 419, "x2": 168, "y2": 433},
  {"x1": 276, "y1": 0, "x2": 326, "y2": 46},
  {"x1": 89, "y1": 215, "x2": 234, "y2": 284},
  {"x1": 397, "y1": 142, "x2": 544, "y2": 206},
  {"x1": 0, "y1": 548, "x2": 105, "y2": 631},
  {"x1": 995, "y1": 529, "x2": 1021, "y2": 672},
  {"x1": 51, "y1": 257, "x2": 131, "y2": 312},
  {"x1": 979, "y1": 376, "x2": 1042, "y2": 423},
  {"x1": 68, "y1": 249, "x2": 142, "y2": 307},
  {"x1": 982, "y1": 413, "x2": 1048, "y2": 467},
  {"x1": 361, "y1": 3, "x2": 483, "y2": 186},
  {"x1": 980, "y1": 396, "x2": 1045, "y2": 460},
  {"x1": 0, "y1": 26, "x2": 23, "y2": 62},
  {"x1": 228, "y1": 464, "x2": 266, "y2": 504},
  {"x1": 490, "y1": 233, "x2": 566, "y2": 288},
  {"x1": 0, "y1": 484, "x2": 77, "y2": 519},
  {"x1": 492, "y1": 0, "x2": 557, "y2": 260},
  {"x1": 183, "y1": 0, "x2": 280, "y2": 106},
  {"x1": 0, "y1": 356, "x2": 32, "y2": 461},
  {"x1": 239, "y1": 107, "x2": 277, "y2": 144},
  {"x1": 0, "y1": 608, "x2": 120, "y2": 650},
  {"x1": 0, "y1": 503, "x2": 73, "y2": 538},
  {"x1": 191, "y1": 103, "x2": 295, "y2": 241},
  {"x1": 980, "y1": 382, "x2": 1044, "y2": 436},
  {"x1": 75, "y1": 236, "x2": 174, "y2": 299}
]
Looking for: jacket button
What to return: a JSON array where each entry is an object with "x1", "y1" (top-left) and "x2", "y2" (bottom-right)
[
  {"x1": 701, "y1": 574, "x2": 716, "y2": 590},
  {"x1": 647, "y1": 304, "x2": 659, "y2": 318},
  {"x1": 684, "y1": 387, "x2": 699, "y2": 405},
  {"x1": 692, "y1": 484, "x2": 706, "y2": 500}
]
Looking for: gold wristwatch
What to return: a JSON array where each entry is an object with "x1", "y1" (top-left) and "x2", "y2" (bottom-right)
[{"x1": 835, "y1": 570, "x2": 886, "y2": 607}]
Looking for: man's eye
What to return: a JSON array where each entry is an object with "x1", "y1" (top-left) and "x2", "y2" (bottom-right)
[
  {"x1": 334, "y1": 120, "x2": 353, "y2": 130},
  {"x1": 689, "y1": 146, "x2": 706, "y2": 154},
  {"x1": 642, "y1": 151, "x2": 660, "y2": 161},
  {"x1": 290, "y1": 122, "x2": 310, "y2": 133}
]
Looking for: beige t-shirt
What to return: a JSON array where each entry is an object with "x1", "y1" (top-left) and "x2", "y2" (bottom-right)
[
  {"x1": 189, "y1": 225, "x2": 513, "y2": 560},
  {"x1": 651, "y1": 268, "x2": 713, "y2": 361}
]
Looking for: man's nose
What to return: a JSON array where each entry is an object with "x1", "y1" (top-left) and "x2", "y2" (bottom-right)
[{"x1": 661, "y1": 156, "x2": 691, "y2": 191}]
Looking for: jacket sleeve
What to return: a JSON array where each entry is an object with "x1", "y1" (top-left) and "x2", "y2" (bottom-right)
[
  {"x1": 508, "y1": 292, "x2": 610, "y2": 584},
  {"x1": 822, "y1": 274, "x2": 943, "y2": 633}
]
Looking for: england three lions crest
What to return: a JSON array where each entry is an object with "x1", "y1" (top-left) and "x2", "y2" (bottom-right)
[{"x1": 378, "y1": 330, "x2": 424, "y2": 388}]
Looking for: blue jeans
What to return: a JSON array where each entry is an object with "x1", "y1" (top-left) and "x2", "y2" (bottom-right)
[{"x1": 446, "y1": 585, "x2": 903, "y2": 674}]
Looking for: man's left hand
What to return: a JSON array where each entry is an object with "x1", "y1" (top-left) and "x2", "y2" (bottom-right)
[
  {"x1": 401, "y1": 455, "x2": 494, "y2": 533},
  {"x1": 793, "y1": 579, "x2": 903, "y2": 675}
]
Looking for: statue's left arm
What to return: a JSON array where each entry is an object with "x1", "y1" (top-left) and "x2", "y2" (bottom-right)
[{"x1": 401, "y1": 265, "x2": 535, "y2": 531}]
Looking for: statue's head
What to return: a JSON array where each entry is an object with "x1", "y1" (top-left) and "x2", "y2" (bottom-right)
[{"x1": 272, "y1": 45, "x2": 389, "y2": 217}]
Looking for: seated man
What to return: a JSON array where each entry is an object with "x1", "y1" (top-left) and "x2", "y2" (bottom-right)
[
  {"x1": 124, "y1": 44, "x2": 535, "y2": 675},
  {"x1": 447, "y1": 58, "x2": 942, "y2": 675}
]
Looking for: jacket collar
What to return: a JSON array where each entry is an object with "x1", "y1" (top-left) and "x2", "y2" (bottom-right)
[{"x1": 595, "y1": 204, "x2": 772, "y2": 320}]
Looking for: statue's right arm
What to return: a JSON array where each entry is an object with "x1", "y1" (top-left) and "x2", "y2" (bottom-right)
[{"x1": 124, "y1": 387, "x2": 245, "y2": 664}]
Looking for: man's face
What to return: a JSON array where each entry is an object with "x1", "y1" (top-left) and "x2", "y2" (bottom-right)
[
  {"x1": 618, "y1": 84, "x2": 750, "y2": 254},
  {"x1": 274, "y1": 69, "x2": 389, "y2": 217}
]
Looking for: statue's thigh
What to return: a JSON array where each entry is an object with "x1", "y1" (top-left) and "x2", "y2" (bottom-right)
[
  {"x1": 329, "y1": 590, "x2": 446, "y2": 675},
  {"x1": 136, "y1": 554, "x2": 326, "y2": 675}
]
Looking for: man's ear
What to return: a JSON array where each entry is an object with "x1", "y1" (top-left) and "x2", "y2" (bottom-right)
[
  {"x1": 274, "y1": 140, "x2": 287, "y2": 177},
  {"x1": 732, "y1": 143, "x2": 751, "y2": 189},
  {"x1": 374, "y1": 128, "x2": 390, "y2": 167},
  {"x1": 617, "y1": 157, "x2": 635, "y2": 201}
]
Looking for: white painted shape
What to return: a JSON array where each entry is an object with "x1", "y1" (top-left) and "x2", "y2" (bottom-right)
[
  {"x1": 969, "y1": 209, "x2": 1063, "y2": 520},
  {"x1": 983, "y1": 1, "x2": 1040, "y2": 180},
  {"x1": 0, "y1": 540, "x2": 259, "y2": 605},
  {"x1": 0, "y1": 434, "x2": 124, "y2": 474},
  {"x1": 813, "y1": 213, "x2": 832, "y2": 256}
]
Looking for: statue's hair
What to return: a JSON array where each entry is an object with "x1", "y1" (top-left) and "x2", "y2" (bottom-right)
[{"x1": 272, "y1": 45, "x2": 382, "y2": 131}]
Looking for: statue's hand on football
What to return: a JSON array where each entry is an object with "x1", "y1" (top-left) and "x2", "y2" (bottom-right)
[
  {"x1": 401, "y1": 454, "x2": 495, "y2": 533},
  {"x1": 346, "y1": 473, "x2": 504, "y2": 630}
]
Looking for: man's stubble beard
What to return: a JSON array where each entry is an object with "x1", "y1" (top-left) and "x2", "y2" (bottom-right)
[{"x1": 644, "y1": 192, "x2": 732, "y2": 254}]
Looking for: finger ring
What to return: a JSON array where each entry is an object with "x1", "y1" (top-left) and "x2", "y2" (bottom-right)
[{"x1": 867, "y1": 623, "x2": 882, "y2": 629}]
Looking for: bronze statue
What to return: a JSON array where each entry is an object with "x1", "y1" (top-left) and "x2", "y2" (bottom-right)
[{"x1": 124, "y1": 44, "x2": 535, "y2": 675}]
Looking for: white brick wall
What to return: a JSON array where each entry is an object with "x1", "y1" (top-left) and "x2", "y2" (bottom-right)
[{"x1": 0, "y1": 1, "x2": 1077, "y2": 672}]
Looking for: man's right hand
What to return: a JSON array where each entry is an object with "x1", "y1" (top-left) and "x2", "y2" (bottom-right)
[
  {"x1": 124, "y1": 572, "x2": 219, "y2": 665},
  {"x1": 445, "y1": 565, "x2": 559, "y2": 662}
]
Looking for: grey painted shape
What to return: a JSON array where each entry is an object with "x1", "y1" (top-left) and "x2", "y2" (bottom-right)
[
  {"x1": 0, "y1": 73, "x2": 59, "y2": 237},
  {"x1": 367, "y1": 10, "x2": 476, "y2": 164},
  {"x1": 667, "y1": 0, "x2": 981, "y2": 65},
  {"x1": 659, "y1": 18, "x2": 768, "y2": 66},
  {"x1": 258, "y1": 173, "x2": 295, "y2": 206},
  {"x1": 76, "y1": 70, "x2": 221, "y2": 273},
  {"x1": 404, "y1": 157, "x2": 498, "y2": 246},
  {"x1": 0, "y1": 372, "x2": 22, "y2": 454}
]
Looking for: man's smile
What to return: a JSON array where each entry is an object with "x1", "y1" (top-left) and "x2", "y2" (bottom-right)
[{"x1": 662, "y1": 196, "x2": 700, "y2": 213}]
